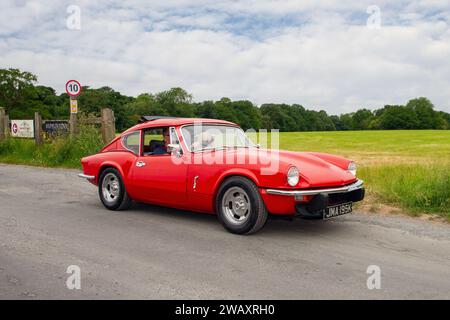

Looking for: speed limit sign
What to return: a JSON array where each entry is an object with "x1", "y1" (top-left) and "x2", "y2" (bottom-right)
[{"x1": 65, "y1": 80, "x2": 82, "y2": 97}]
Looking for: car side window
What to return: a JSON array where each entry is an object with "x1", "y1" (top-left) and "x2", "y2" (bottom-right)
[
  {"x1": 142, "y1": 127, "x2": 170, "y2": 156},
  {"x1": 121, "y1": 131, "x2": 140, "y2": 155}
]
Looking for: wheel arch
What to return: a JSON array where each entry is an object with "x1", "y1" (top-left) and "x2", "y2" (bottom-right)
[
  {"x1": 98, "y1": 162, "x2": 125, "y2": 184},
  {"x1": 212, "y1": 169, "x2": 260, "y2": 213}
]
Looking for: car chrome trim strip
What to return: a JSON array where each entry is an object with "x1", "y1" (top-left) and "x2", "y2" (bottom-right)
[
  {"x1": 78, "y1": 173, "x2": 96, "y2": 180},
  {"x1": 266, "y1": 179, "x2": 364, "y2": 196}
]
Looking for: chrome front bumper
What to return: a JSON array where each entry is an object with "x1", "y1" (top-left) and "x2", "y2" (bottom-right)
[
  {"x1": 266, "y1": 179, "x2": 364, "y2": 196},
  {"x1": 78, "y1": 173, "x2": 95, "y2": 180}
]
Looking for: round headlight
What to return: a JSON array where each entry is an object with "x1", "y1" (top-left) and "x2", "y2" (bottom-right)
[
  {"x1": 348, "y1": 162, "x2": 357, "y2": 176},
  {"x1": 287, "y1": 166, "x2": 299, "y2": 186}
]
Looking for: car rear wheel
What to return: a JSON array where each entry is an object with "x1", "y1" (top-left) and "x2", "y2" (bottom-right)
[
  {"x1": 98, "y1": 168, "x2": 131, "y2": 211},
  {"x1": 216, "y1": 176, "x2": 268, "y2": 235}
]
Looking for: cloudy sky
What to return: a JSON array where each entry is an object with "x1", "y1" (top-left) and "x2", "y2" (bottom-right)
[{"x1": 1, "y1": 0, "x2": 449, "y2": 114}]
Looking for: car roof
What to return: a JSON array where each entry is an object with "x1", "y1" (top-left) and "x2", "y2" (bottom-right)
[{"x1": 122, "y1": 117, "x2": 239, "y2": 134}]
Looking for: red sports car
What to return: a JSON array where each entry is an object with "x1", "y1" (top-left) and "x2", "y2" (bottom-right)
[{"x1": 79, "y1": 116, "x2": 364, "y2": 234}]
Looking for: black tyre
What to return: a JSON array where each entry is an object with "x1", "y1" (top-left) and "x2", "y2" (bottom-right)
[
  {"x1": 216, "y1": 176, "x2": 268, "y2": 235},
  {"x1": 98, "y1": 167, "x2": 132, "y2": 211}
]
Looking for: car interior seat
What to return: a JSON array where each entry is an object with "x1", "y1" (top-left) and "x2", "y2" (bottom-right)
[{"x1": 148, "y1": 140, "x2": 165, "y2": 154}]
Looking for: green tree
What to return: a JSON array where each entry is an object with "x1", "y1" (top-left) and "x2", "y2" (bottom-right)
[
  {"x1": 378, "y1": 105, "x2": 419, "y2": 129},
  {"x1": 339, "y1": 113, "x2": 353, "y2": 130},
  {"x1": 406, "y1": 97, "x2": 441, "y2": 129},
  {"x1": 0, "y1": 68, "x2": 37, "y2": 117},
  {"x1": 76, "y1": 86, "x2": 134, "y2": 131},
  {"x1": 330, "y1": 115, "x2": 344, "y2": 130},
  {"x1": 124, "y1": 93, "x2": 166, "y2": 124},
  {"x1": 155, "y1": 87, "x2": 195, "y2": 117},
  {"x1": 317, "y1": 110, "x2": 336, "y2": 131},
  {"x1": 286, "y1": 104, "x2": 308, "y2": 131},
  {"x1": 437, "y1": 111, "x2": 450, "y2": 129},
  {"x1": 352, "y1": 109, "x2": 374, "y2": 130},
  {"x1": 2, "y1": 68, "x2": 450, "y2": 133},
  {"x1": 260, "y1": 104, "x2": 293, "y2": 131},
  {"x1": 229, "y1": 100, "x2": 261, "y2": 130},
  {"x1": 195, "y1": 99, "x2": 239, "y2": 124}
]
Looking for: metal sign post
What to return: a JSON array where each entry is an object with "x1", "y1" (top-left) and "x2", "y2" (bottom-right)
[
  {"x1": 69, "y1": 97, "x2": 78, "y2": 138},
  {"x1": 66, "y1": 80, "x2": 81, "y2": 138}
]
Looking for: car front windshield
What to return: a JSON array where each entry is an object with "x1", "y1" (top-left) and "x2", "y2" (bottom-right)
[{"x1": 181, "y1": 125, "x2": 256, "y2": 152}]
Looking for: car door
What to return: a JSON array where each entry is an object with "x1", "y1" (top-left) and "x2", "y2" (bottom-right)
[{"x1": 130, "y1": 127, "x2": 188, "y2": 206}]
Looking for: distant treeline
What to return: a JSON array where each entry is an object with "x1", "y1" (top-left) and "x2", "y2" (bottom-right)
[{"x1": 1, "y1": 68, "x2": 449, "y2": 132}]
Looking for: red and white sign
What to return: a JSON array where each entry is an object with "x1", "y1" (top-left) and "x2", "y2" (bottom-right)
[
  {"x1": 11, "y1": 120, "x2": 34, "y2": 138},
  {"x1": 65, "y1": 80, "x2": 82, "y2": 97}
]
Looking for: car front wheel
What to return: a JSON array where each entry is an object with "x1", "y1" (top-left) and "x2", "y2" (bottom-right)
[
  {"x1": 98, "y1": 167, "x2": 131, "y2": 211},
  {"x1": 216, "y1": 176, "x2": 268, "y2": 235}
]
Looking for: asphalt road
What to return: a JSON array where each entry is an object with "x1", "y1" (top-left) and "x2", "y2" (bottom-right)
[{"x1": 1, "y1": 164, "x2": 449, "y2": 299}]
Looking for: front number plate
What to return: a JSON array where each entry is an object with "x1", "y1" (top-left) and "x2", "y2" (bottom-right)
[{"x1": 323, "y1": 202, "x2": 352, "y2": 220}]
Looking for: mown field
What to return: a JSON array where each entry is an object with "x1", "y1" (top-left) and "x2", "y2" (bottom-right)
[{"x1": 0, "y1": 130, "x2": 449, "y2": 219}]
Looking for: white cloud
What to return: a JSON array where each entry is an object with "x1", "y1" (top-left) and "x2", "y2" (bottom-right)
[{"x1": 0, "y1": 0, "x2": 449, "y2": 113}]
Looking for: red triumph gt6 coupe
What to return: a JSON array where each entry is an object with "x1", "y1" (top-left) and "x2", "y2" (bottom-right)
[{"x1": 79, "y1": 116, "x2": 364, "y2": 234}]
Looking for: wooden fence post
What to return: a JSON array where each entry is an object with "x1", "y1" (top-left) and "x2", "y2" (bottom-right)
[
  {"x1": 34, "y1": 112, "x2": 43, "y2": 145},
  {"x1": 0, "y1": 108, "x2": 5, "y2": 141},
  {"x1": 101, "y1": 108, "x2": 116, "y2": 144},
  {"x1": 4, "y1": 114, "x2": 9, "y2": 138}
]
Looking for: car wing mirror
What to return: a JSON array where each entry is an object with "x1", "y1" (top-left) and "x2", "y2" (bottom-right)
[{"x1": 167, "y1": 144, "x2": 182, "y2": 157}]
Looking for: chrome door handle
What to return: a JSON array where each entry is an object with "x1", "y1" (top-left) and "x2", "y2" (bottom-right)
[{"x1": 136, "y1": 161, "x2": 146, "y2": 168}]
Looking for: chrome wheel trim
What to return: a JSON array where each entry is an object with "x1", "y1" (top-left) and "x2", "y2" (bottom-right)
[
  {"x1": 221, "y1": 186, "x2": 251, "y2": 225},
  {"x1": 101, "y1": 173, "x2": 120, "y2": 204}
]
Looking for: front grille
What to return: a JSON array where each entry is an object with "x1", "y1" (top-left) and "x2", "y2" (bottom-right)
[{"x1": 329, "y1": 188, "x2": 365, "y2": 205}]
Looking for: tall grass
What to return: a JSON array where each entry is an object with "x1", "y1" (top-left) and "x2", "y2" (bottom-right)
[
  {"x1": 360, "y1": 163, "x2": 450, "y2": 217},
  {"x1": 0, "y1": 123, "x2": 103, "y2": 168}
]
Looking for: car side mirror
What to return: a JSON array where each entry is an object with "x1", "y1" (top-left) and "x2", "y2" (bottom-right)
[{"x1": 167, "y1": 144, "x2": 182, "y2": 157}]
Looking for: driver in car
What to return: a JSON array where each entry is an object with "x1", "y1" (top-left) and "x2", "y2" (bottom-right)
[{"x1": 153, "y1": 128, "x2": 171, "y2": 155}]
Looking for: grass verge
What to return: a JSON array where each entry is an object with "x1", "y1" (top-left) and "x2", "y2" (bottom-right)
[
  {"x1": 0, "y1": 124, "x2": 103, "y2": 168},
  {"x1": 360, "y1": 163, "x2": 450, "y2": 218}
]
